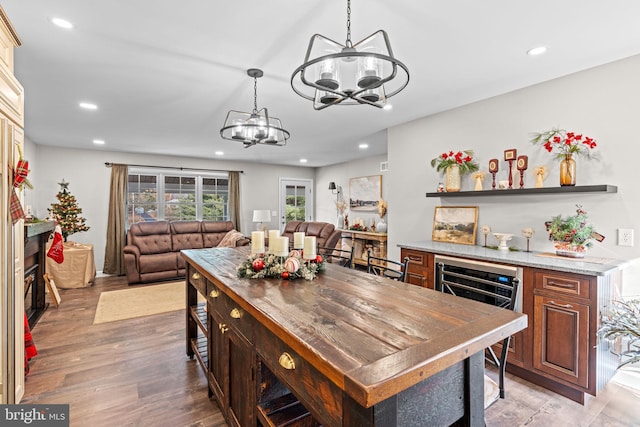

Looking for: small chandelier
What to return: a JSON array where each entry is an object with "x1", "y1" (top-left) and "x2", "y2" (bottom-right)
[
  {"x1": 291, "y1": 0, "x2": 409, "y2": 110},
  {"x1": 220, "y1": 68, "x2": 290, "y2": 147}
]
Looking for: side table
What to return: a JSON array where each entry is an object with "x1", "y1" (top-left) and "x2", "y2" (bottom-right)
[{"x1": 45, "y1": 241, "x2": 96, "y2": 289}]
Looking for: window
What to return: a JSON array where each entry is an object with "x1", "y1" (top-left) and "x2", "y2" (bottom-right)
[{"x1": 127, "y1": 168, "x2": 229, "y2": 225}]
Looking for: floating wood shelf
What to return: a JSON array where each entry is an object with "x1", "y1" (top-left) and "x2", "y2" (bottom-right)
[{"x1": 426, "y1": 184, "x2": 617, "y2": 198}]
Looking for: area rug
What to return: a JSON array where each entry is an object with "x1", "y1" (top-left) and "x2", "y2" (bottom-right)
[{"x1": 93, "y1": 281, "x2": 189, "y2": 324}]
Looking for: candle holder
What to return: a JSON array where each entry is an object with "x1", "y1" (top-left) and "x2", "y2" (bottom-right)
[
  {"x1": 504, "y1": 149, "x2": 517, "y2": 189},
  {"x1": 481, "y1": 225, "x2": 491, "y2": 247},
  {"x1": 489, "y1": 159, "x2": 498, "y2": 190},
  {"x1": 517, "y1": 155, "x2": 528, "y2": 189},
  {"x1": 522, "y1": 227, "x2": 535, "y2": 252}
]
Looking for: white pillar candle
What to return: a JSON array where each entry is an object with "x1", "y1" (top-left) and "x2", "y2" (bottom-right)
[
  {"x1": 303, "y1": 236, "x2": 317, "y2": 260},
  {"x1": 251, "y1": 231, "x2": 265, "y2": 254},
  {"x1": 268, "y1": 229, "x2": 280, "y2": 253},
  {"x1": 277, "y1": 237, "x2": 290, "y2": 257},
  {"x1": 293, "y1": 232, "x2": 305, "y2": 249}
]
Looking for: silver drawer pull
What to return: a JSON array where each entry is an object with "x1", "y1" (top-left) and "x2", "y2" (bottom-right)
[
  {"x1": 279, "y1": 352, "x2": 295, "y2": 370},
  {"x1": 549, "y1": 301, "x2": 573, "y2": 309}
]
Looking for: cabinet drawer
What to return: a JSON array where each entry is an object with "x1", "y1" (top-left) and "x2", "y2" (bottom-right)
[
  {"x1": 255, "y1": 324, "x2": 343, "y2": 427},
  {"x1": 534, "y1": 271, "x2": 591, "y2": 299},
  {"x1": 206, "y1": 280, "x2": 225, "y2": 312},
  {"x1": 401, "y1": 248, "x2": 430, "y2": 268},
  {"x1": 188, "y1": 266, "x2": 206, "y2": 295},
  {"x1": 217, "y1": 289, "x2": 255, "y2": 343}
]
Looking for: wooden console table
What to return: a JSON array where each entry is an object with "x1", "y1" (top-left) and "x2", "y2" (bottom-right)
[
  {"x1": 338, "y1": 229, "x2": 387, "y2": 267},
  {"x1": 183, "y1": 247, "x2": 526, "y2": 426}
]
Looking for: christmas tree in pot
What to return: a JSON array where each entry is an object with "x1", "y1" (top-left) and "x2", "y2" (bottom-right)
[{"x1": 48, "y1": 179, "x2": 90, "y2": 242}]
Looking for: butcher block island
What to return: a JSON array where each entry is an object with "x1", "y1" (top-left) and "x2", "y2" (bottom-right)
[{"x1": 183, "y1": 247, "x2": 527, "y2": 427}]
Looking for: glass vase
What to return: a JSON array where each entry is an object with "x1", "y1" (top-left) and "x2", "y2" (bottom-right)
[
  {"x1": 559, "y1": 154, "x2": 576, "y2": 186},
  {"x1": 445, "y1": 164, "x2": 461, "y2": 192}
]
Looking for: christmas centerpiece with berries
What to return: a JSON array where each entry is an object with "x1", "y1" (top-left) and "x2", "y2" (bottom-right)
[
  {"x1": 544, "y1": 205, "x2": 603, "y2": 258},
  {"x1": 48, "y1": 179, "x2": 90, "y2": 241},
  {"x1": 237, "y1": 250, "x2": 325, "y2": 281}
]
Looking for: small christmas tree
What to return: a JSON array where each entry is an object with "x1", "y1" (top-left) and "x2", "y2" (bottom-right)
[{"x1": 48, "y1": 179, "x2": 90, "y2": 241}]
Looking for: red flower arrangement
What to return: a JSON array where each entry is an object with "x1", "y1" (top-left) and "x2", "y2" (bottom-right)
[
  {"x1": 530, "y1": 128, "x2": 597, "y2": 160},
  {"x1": 430, "y1": 150, "x2": 479, "y2": 175}
]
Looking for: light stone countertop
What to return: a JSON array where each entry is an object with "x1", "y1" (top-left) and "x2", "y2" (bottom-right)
[{"x1": 398, "y1": 240, "x2": 631, "y2": 276}]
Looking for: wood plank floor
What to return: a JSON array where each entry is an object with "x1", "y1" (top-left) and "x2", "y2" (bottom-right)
[{"x1": 22, "y1": 275, "x2": 639, "y2": 426}]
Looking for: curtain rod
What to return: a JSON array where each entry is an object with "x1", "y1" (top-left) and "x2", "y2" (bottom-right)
[{"x1": 105, "y1": 162, "x2": 244, "y2": 174}]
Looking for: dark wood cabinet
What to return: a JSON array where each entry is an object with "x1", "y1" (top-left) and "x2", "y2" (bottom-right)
[
  {"x1": 533, "y1": 294, "x2": 589, "y2": 388},
  {"x1": 397, "y1": 245, "x2": 622, "y2": 404},
  {"x1": 400, "y1": 248, "x2": 433, "y2": 288},
  {"x1": 206, "y1": 279, "x2": 257, "y2": 427},
  {"x1": 531, "y1": 269, "x2": 595, "y2": 392}
]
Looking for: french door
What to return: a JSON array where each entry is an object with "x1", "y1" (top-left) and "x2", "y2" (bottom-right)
[{"x1": 279, "y1": 179, "x2": 313, "y2": 231}]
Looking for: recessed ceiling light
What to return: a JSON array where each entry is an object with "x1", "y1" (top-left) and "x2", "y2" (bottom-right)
[
  {"x1": 79, "y1": 102, "x2": 98, "y2": 110},
  {"x1": 299, "y1": 158, "x2": 308, "y2": 163},
  {"x1": 215, "y1": 151, "x2": 224, "y2": 156},
  {"x1": 51, "y1": 17, "x2": 73, "y2": 29},
  {"x1": 92, "y1": 139, "x2": 105, "y2": 145},
  {"x1": 527, "y1": 46, "x2": 547, "y2": 56},
  {"x1": 359, "y1": 143, "x2": 369, "y2": 149},
  {"x1": 383, "y1": 104, "x2": 393, "y2": 111}
]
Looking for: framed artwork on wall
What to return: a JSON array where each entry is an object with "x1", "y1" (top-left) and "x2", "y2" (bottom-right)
[
  {"x1": 349, "y1": 175, "x2": 381, "y2": 212},
  {"x1": 432, "y1": 206, "x2": 479, "y2": 245}
]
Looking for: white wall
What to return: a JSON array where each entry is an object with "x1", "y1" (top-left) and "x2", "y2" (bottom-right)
[
  {"x1": 24, "y1": 144, "x2": 314, "y2": 273},
  {"x1": 386, "y1": 54, "x2": 640, "y2": 297},
  {"x1": 314, "y1": 154, "x2": 388, "y2": 228}
]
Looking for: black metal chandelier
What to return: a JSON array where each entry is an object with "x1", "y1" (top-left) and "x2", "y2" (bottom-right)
[
  {"x1": 220, "y1": 68, "x2": 290, "y2": 147},
  {"x1": 291, "y1": 0, "x2": 409, "y2": 110}
]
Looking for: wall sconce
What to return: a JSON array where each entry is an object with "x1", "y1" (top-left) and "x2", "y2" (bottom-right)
[
  {"x1": 252, "y1": 209, "x2": 271, "y2": 231},
  {"x1": 328, "y1": 182, "x2": 341, "y2": 196}
]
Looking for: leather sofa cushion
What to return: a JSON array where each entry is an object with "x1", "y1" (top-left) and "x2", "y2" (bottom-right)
[
  {"x1": 128, "y1": 221, "x2": 172, "y2": 255},
  {"x1": 139, "y1": 252, "x2": 177, "y2": 274},
  {"x1": 300, "y1": 222, "x2": 335, "y2": 239},
  {"x1": 171, "y1": 221, "x2": 204, "y2": 251},
  {"x1": 202, "y1": 220, "x2": 234, "y2": 247}
]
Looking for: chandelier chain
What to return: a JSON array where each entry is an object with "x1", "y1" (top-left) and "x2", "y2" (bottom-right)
[
  {"x1": 345, "y1": 0, "x2": 352, "y2": 47},
  {"x1": 253, "y1": 76, "x2": 258, "y2": 113}
]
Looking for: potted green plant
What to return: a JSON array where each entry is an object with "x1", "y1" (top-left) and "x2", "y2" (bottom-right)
[
  {"x1": 544, "y1": 205, "x2": 596, "y2": 258},
  {"x1": 598, "y1": 299, "x2": 640, "y2": 367}
]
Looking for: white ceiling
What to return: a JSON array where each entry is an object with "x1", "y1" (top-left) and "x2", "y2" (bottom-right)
[{"x1": 4, "y1": 1, "x2": 640, "y2": 167}]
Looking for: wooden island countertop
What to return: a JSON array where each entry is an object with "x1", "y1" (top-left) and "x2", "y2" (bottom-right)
[{"x1": 183, "y1": 246, "x2": 527, "y2": 426}]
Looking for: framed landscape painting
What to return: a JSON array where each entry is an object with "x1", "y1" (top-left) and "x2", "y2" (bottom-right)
[
  {"x1": 349, "y1": 175, "x2": 381, "y2": 212},
  {"x1": 432, "y1": 206, "x2": 478, "y2": 245}
]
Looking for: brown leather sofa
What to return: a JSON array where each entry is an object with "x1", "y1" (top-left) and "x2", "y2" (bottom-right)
[
  {"x1": 123, "y1": 220, "x2": 247, "y2": 284},
  {"x1": 280, "y1": 221, "x2": 341, "y2": 250}
]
